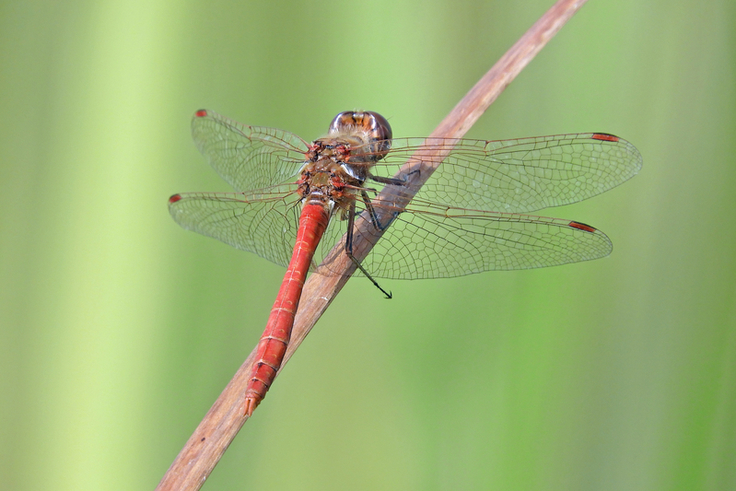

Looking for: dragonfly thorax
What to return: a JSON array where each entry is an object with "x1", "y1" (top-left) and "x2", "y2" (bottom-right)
[
  {"x1": 297, "y1": 158, "x2": 360, "y2": 211},
  {"x1": 298, "y1": 111, "x2": 394, "y2": 214}
]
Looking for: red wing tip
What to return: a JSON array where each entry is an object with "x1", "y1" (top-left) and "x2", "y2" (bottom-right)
[
  {"x1": 591, "y1": 133, "x2": 620, "y2": 142},
  {"x1": 568, "y1": 221, "x2": 597, "y2": 233},
  {"x1": 194, "y1": 109, "x2": 208, "y2": 118},
  {"x1": 168, "y1": 194, "x2": 183, "y2": 204}
]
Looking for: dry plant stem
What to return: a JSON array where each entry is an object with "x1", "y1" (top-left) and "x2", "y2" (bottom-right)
[{"x1": 156, "y1": 0, "x2": 588, "y2": 489}]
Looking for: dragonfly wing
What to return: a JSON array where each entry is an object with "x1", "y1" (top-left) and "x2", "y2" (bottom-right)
[
  {"x1": 351, "y1": 201, "x2": 613, "y2": 280},
  {"x1": 168, "y1": 186, "x2": 302, "y2": 268},
  {"x1": 191, "y1": 109, "x2": 309, "y2": 192},
  {"x1": 369, "y1": 133, "x2": 642, "y2": 213}
]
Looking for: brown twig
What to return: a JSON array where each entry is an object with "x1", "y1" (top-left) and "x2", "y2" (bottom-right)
[{"x1": 156, "y1": 0, "x2": 588, "y2": 489}]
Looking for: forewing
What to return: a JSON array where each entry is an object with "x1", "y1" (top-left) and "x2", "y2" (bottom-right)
[
  {"x1": 191, "y1": 109, "x2": 309, "y2": 192},
  {"x1": 366, "y1": 133, "x2": 642, "y2": 213}
]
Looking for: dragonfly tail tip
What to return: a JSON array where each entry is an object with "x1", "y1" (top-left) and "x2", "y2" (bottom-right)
[{"x1": 244, "y1": 397, "x2": 260, "y2": 417}]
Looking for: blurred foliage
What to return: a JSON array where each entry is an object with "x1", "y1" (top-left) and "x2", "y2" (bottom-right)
[{"x1": 1, "y1": 0, "x2": 734, "y2": 490}]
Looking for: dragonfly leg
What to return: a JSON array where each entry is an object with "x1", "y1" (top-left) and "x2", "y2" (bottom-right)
[
  {"x1": 346, "y1": 204, "x2": 392, "y2": 299},
  {"x1": 369, "y1": 167, "x2": 421, "y2": 187},
  {"x1": 369, "y1": 174, "x2": 407, "y2": 186},
  {"x1": 361, "y1": 189, "x2": 400, "y2": 232},
  {"x1": 363, "y1": 168, "x2": 421, "y2": 229}
]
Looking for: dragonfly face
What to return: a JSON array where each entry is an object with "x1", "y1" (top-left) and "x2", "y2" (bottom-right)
[{"x1": 327, "y1": 110, "x2": 393, "y2": 163}]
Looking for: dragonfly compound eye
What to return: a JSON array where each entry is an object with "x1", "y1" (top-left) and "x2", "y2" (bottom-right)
[{"x1": 328, "y1": 111, "x2": 393, "y2": 161}]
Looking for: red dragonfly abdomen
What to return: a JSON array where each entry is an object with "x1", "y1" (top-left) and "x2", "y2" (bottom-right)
[{"x1": 244, "y1": 202, "x2": 331, "y2": 416}]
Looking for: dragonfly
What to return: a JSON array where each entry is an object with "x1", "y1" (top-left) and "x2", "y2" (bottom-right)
[{"x1": 169, "y1": 109, "x2": 642, "y2": 416}]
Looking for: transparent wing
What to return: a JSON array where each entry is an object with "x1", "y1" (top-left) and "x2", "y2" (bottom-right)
[
  {"x1": 168, "y1": 186, "x2": 303, "y2": 268},
  {"x1": 191, "y1": 109, "x2": 309, "y2": 192},
  {"x1": 363, "y1": 133, "x2": 642, "y2": 213},
  {"x1": 319, "y1": 196, "x2": 613, "y2": 280},
  {"x1": 169, "y1": 184, "x2": 613, "y2": 280},
  {"x1": 177, "y1": 117, "x2": 640, "y2": 279}
]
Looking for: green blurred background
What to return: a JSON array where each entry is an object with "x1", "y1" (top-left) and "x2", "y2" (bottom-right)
[{"x1": 1, "y1": 0, "x2": 734, "y2": 489}]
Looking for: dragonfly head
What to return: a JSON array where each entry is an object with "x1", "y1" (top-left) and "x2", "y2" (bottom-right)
[{"x1": 328, "y1": 111, "x2": 392, "y2": 162}]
